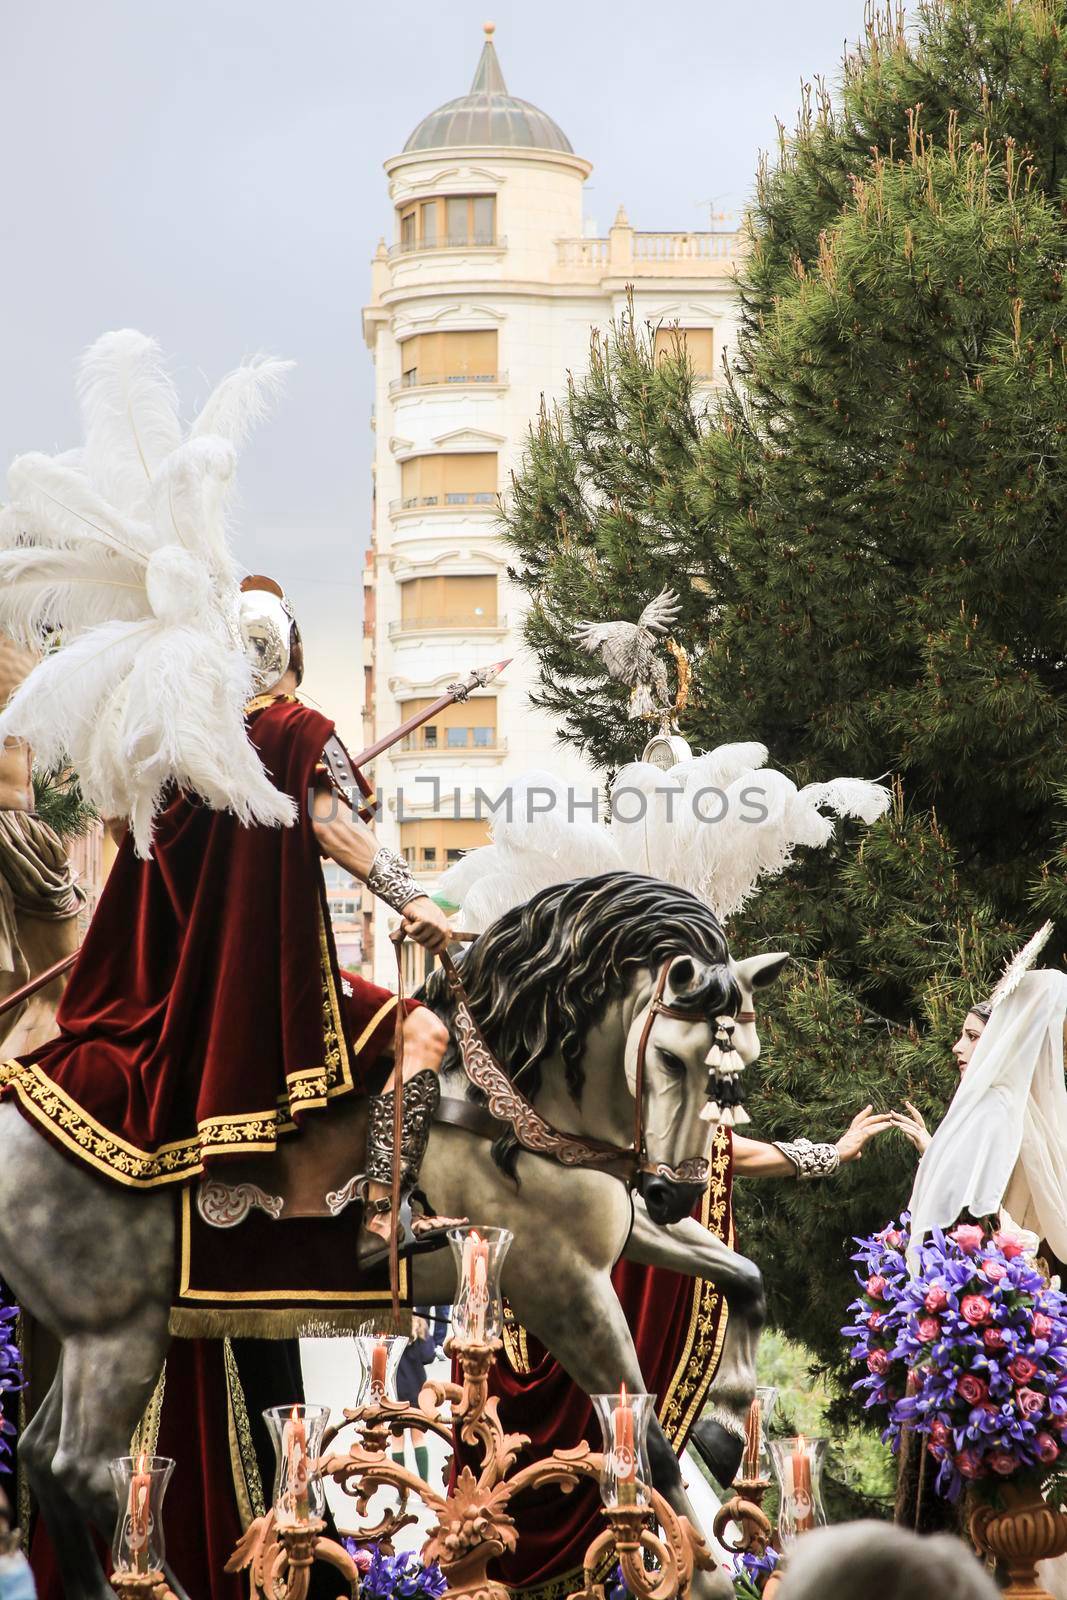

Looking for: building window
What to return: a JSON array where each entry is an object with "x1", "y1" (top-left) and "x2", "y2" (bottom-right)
[
  {"x1": 653, "y1": 326, "x2": 715, "y2": 378},
  {"x1": 400, "y1": 453, "x2": 497, "y2": 510},
  {"x1": 397, "y1": 330, "x2": 498, "y2": 388},
  {"x1": 399, "y1": 818, "x2": 492, "y2": 872},
  {"x1": 398, "y1": 695, "x2": 498, "y2": 753},
  {"x1": 397, "y1": 195, "x2": 497, "y2": 251}
]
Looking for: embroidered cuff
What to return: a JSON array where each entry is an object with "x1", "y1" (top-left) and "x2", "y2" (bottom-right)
[
  {"x1": 774, "y1": 1137, "x2": 841, "y2": 1180},
  {"x1": 367, "y1": 845, "x2": 424, "y2": 913}
]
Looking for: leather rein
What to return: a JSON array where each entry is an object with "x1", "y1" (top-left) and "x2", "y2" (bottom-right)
[{"x1": 434, "y1": 948, "x2": 715, "y2": 1190}]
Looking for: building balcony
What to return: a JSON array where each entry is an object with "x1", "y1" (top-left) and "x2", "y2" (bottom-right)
[
  {"x1": 388, "y1": 492, "x2": 498, "y2": 517},
  {"x1": 390, "y1": 738, "x2": 509, "y2": 764},
  {"x1": 556, "y1": 226, "x2": 745, "y2": 278},
  {"x1": 388, "y1": 236, "x2": 507, "y2": 258},
  {"x1": 388, "y1": 371, "x2": 508, "y2": 397},
  {"x1": 388, "y1": 613, "x2": 507, "y2": 640}
]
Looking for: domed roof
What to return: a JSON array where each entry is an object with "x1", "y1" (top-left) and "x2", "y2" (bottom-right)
[{"x1": 404, "y1": 24, "x2": 573, "y2": 155}]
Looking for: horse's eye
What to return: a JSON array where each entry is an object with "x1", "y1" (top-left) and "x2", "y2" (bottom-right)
[{"x1": 658, "y1": 1048, "x2": 688, "y2": 1078}]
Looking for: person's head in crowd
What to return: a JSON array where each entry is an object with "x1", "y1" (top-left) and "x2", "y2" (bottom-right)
[{"x1": 777, "y1": 1522, "x2": 998, "y2": 1600}]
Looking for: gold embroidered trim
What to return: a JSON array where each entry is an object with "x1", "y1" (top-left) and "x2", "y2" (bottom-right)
[
  {"x1": 224, "y1": 1336, "x2": 266, "y2": 1528},
  {"x1": 130, "y1": 1361, "x2": 167, "y2": 1458},
  {"x1": 0, "y1": 905, "x2": 356, "y2": 1188},
  {"x1": 660, "y1": 1124, "x2": 733, "y2": 1445}
]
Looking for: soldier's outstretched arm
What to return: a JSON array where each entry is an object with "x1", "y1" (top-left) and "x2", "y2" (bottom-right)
[{"x1": 309, "y1": 782, "x2": 450, "y2": 952}]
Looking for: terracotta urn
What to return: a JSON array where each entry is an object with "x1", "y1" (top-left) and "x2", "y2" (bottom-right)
[{"x1": 970, "y1": 1478, "x2": 1067, "y2": 1599}]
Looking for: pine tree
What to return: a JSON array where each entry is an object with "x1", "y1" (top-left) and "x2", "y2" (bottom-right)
[{"x1": 503, "y1": 0, "x2": 1067, "y2": 1387}]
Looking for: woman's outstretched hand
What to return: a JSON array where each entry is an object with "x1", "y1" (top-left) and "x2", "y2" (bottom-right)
[{"x1": 890, "y1": 1099, "x2": 932, "y2": 1155}]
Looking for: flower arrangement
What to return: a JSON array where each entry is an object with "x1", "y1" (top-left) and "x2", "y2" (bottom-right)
[
  {"x1": 0, "y1": 1281, "x2": 22, "y2": 1474},
  {"x1": 844, "y1": 1218, "x2": 1067, "y2": 1500},
  {"x1": 340, "y1": 1541, "x2": 447, "y2": 1600},
  {"x1": 731, "y1": 1545, "x2": 779, "y2": 1597}
]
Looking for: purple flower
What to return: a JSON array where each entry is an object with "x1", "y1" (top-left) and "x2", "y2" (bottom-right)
[{"x1": 353, "y1": 1543, "x2": 447, "y2": 1600}]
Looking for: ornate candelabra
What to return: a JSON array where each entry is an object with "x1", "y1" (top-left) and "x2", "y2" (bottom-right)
[{"x1": 228, "y1": 1226, "x2": 712, "y2": 1600}]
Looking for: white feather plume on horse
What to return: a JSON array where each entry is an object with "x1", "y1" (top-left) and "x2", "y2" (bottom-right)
[
  {"x1": 0, "y1": 330, "x2": 296, "y2": 857},
  {"x1": 440, "y1": 745, "x2": 891, "y2": 928}
]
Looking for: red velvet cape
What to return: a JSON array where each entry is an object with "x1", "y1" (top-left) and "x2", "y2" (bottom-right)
[
  {"x1": 481, "y1": 1129, "x2": 734, "y2": 1598},
  {"x1": 0, "y1": 697, "x2": 363, "y2": 1187}
]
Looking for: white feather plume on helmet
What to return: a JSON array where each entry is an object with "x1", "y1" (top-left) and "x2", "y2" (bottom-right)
[
  {"x1": 439, "y1": 743, "x2": 891, "y2": 929},
  {"x1": 0, "y1": 330, "x2": 297, "y2": 857}
]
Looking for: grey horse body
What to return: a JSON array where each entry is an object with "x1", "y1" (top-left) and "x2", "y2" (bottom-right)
[{"x1": 0, "y1": 873, "x2": 780, "y2": 1600}]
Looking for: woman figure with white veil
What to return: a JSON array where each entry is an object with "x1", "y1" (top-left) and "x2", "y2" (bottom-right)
[{"x1": 905, "y1": 966, "x2": 1067, "y2": 1272}]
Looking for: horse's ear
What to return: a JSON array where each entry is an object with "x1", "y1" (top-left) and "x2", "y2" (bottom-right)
[{"x1": 733, "y1": 951, "x2": 790, "y2": 991}]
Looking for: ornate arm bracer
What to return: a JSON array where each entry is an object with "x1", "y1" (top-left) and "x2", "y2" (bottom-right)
[
  {"x1": 366, "y1": 846, "x2": 424, "y2": 914},
  {"x1": 774, "y1": 1137, "x2": 841, "y2": 1180}
]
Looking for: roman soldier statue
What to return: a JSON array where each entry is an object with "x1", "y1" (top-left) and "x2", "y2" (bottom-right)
[{"x1": 0, "y1": 331, "x2": 454, "y2": 1271}]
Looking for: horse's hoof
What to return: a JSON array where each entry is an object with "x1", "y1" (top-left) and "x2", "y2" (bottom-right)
[{"x1": 688, "y1": 1416, "x2": 744, "y2": 1489}]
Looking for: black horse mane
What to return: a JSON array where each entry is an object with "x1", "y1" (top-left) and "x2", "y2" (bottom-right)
[{"x1": 422, "y1": 871, "x2": 739, "y2": 1174}]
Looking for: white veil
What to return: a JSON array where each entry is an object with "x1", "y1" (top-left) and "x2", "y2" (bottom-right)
[{"x1": 906, "y1": 969, "x2": 1067, "y2": 1270}]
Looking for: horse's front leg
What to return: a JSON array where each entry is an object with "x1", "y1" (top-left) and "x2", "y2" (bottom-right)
[
  {"x1": 623, "y1": 1205, "x2": 765, "y2": 1487},
  {"x1": 511, "y1": 1269, "x2": 734, "y2": 1600}
]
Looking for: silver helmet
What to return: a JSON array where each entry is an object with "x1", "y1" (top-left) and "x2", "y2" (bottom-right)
[{"x1": 238, "y1": 574, "x2": 300, "y2": 692}]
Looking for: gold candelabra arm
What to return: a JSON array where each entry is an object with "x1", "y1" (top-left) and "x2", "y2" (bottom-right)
[
  {"x1": 711, "y1": 1496, "x2": 772, "y2": 1558},
  {"x1": 225, "y1": 1513, "x2": 359, "y2": 1600},
  {"x1": 110, "y1": 1573, "x2": 181, "y2": 1600}
]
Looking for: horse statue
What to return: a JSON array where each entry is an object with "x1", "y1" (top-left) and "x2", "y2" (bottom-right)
[{"x1": 0, "y1": 872, "x2": 782, "y2": 1600}]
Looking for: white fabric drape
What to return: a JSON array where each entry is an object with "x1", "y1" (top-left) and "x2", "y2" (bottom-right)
[{"x1": 906, "y1": 970, "x2": 1067, "y2": 1271}]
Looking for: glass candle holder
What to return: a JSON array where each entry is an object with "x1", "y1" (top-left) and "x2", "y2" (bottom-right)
[
  {"x1": 769, "y1": 1435, "x2": 828, "y2": 1546},
  {"x1": 448, "y1": 1225, "x2": 513, "y2": 1346},
  {"x1": 740, "y1": 1385, "x2": 779, "y2": 1482},
  {"x1": 263, "y1": 1404, "x2": 330, "y2": 1528},
  {"x1": 354, "y1": 1334, "x2": 408, "y2": 1405},
  {"x1": 109, "y1": 1454, "x2": 174, "y2": 1575},
  {"x1": 591, "y1": 1389, "x2": 654, "y2": 1509}
]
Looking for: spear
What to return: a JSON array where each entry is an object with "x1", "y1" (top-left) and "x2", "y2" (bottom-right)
[{"x1": 350, "y1": 658, "x2": 511, "y2": 769}]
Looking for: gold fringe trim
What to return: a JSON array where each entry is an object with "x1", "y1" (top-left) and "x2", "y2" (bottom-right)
[{"x1": 168, "y1": 1307, "x2": 412, "y2": 1340}]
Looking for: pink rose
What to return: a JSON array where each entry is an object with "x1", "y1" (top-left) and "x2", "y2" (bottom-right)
[
  {"x1": 957, "y1": 1374, "x2": 988, "y2": 1406},
  {"x1": 956, "y1": 1448, "x2": 986, "y2": 1480},
  {"x1": 916, "y1": 1316, "x2": 941, "y2": 1344},
  {"x1": 929, "y1": 1419, "x2": 949, "y2": 1446},
  {"x1": 951, "y1": 1224, "x2": 987, "y2": 1254},
  {"x1": 885, "y1": 1230, "x2": 904, "y2": 1250},
  {"x1": 867, "y1": 1348, "x2": 890, "y2": 1375},
  {"x1": 961, "y1": 1294, "x2": 993, "y2": 1327},
  {"x1": 1017, "y1": 1388, "x2": 1046, "y2": 1419},
  {"x1": 868, "y1": 1312, "x2": 883, "y2": 1331},
  {"x1": 983, "y1": 1260, "x2": 1007, "y2": 1283},
  {"x1": 351, "y1": 1549, "x2": 373, "y2": 1575},
  {"x1": 924, "y1": 1285, "x2": 949, "y2": 1313},
  {"x1": 989, "y1": 1450, "x2": 1019, "y2": 1477},
  {"x1": 983, "y1": 1327, "x2": 1007, "y2": 1352},
  {"x1": 994, "y1": 1230, "x2": 1025, "y2": 1259},
  {"x1": 1036, "y1": 1432, "x2": 1060, "y2": 1465},
  {"x1": 1033, "y1": 1314, "x2": 1054, "y2": 1340},
  {"x1": 1010, "y1": 1357, "x2": 1039, "y2": 1385},
  {"x1": 867, "y1": 1274, "x2": 887, "y2": 1298}
]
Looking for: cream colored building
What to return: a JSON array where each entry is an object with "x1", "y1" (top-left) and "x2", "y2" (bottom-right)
[{"x1": 362, "y1": 24, "x2": 745, "y2": 984}]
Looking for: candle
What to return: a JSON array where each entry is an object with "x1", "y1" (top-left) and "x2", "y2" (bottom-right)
[
  {"x1": 614, "y1": 1384, "x2": 637, "y2": 1506},
  {"x1": 742, "y1": 1396, "x2": 761, "y2": 1482},
  {"x1": 284, "y1": 1406, "x2": 310, "y2": 1524},
  {"x1": 791, "y1": 1436, "x2": 814, "y2": 1533},
  {"x1": 462, "y1": 1231, "x2": 490, "y2": 1342},
  {"x1": 128, "y1": 1452, "x2": 152, "y2": 1574},
  {"x1": 370, "y1": 1340, "x2": 388, "y2": 1400}
]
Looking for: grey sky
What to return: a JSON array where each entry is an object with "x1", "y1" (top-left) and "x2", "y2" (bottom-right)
[{"x1": 2, "y1": 0, "x2": 869, "y2": 744}]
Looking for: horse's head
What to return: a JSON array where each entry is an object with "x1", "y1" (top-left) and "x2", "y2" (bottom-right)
[
  {"x1": 424, "y1": 873, "x2": 785, "y2": 1220},
  {"x1": 628, "y1": 949, "x2": 790, "y2": 1225}
]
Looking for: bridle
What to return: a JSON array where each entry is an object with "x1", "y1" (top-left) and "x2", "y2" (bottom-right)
[{"x1": 435, "y1": 950, "x2": 721, "y2": 1189}]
